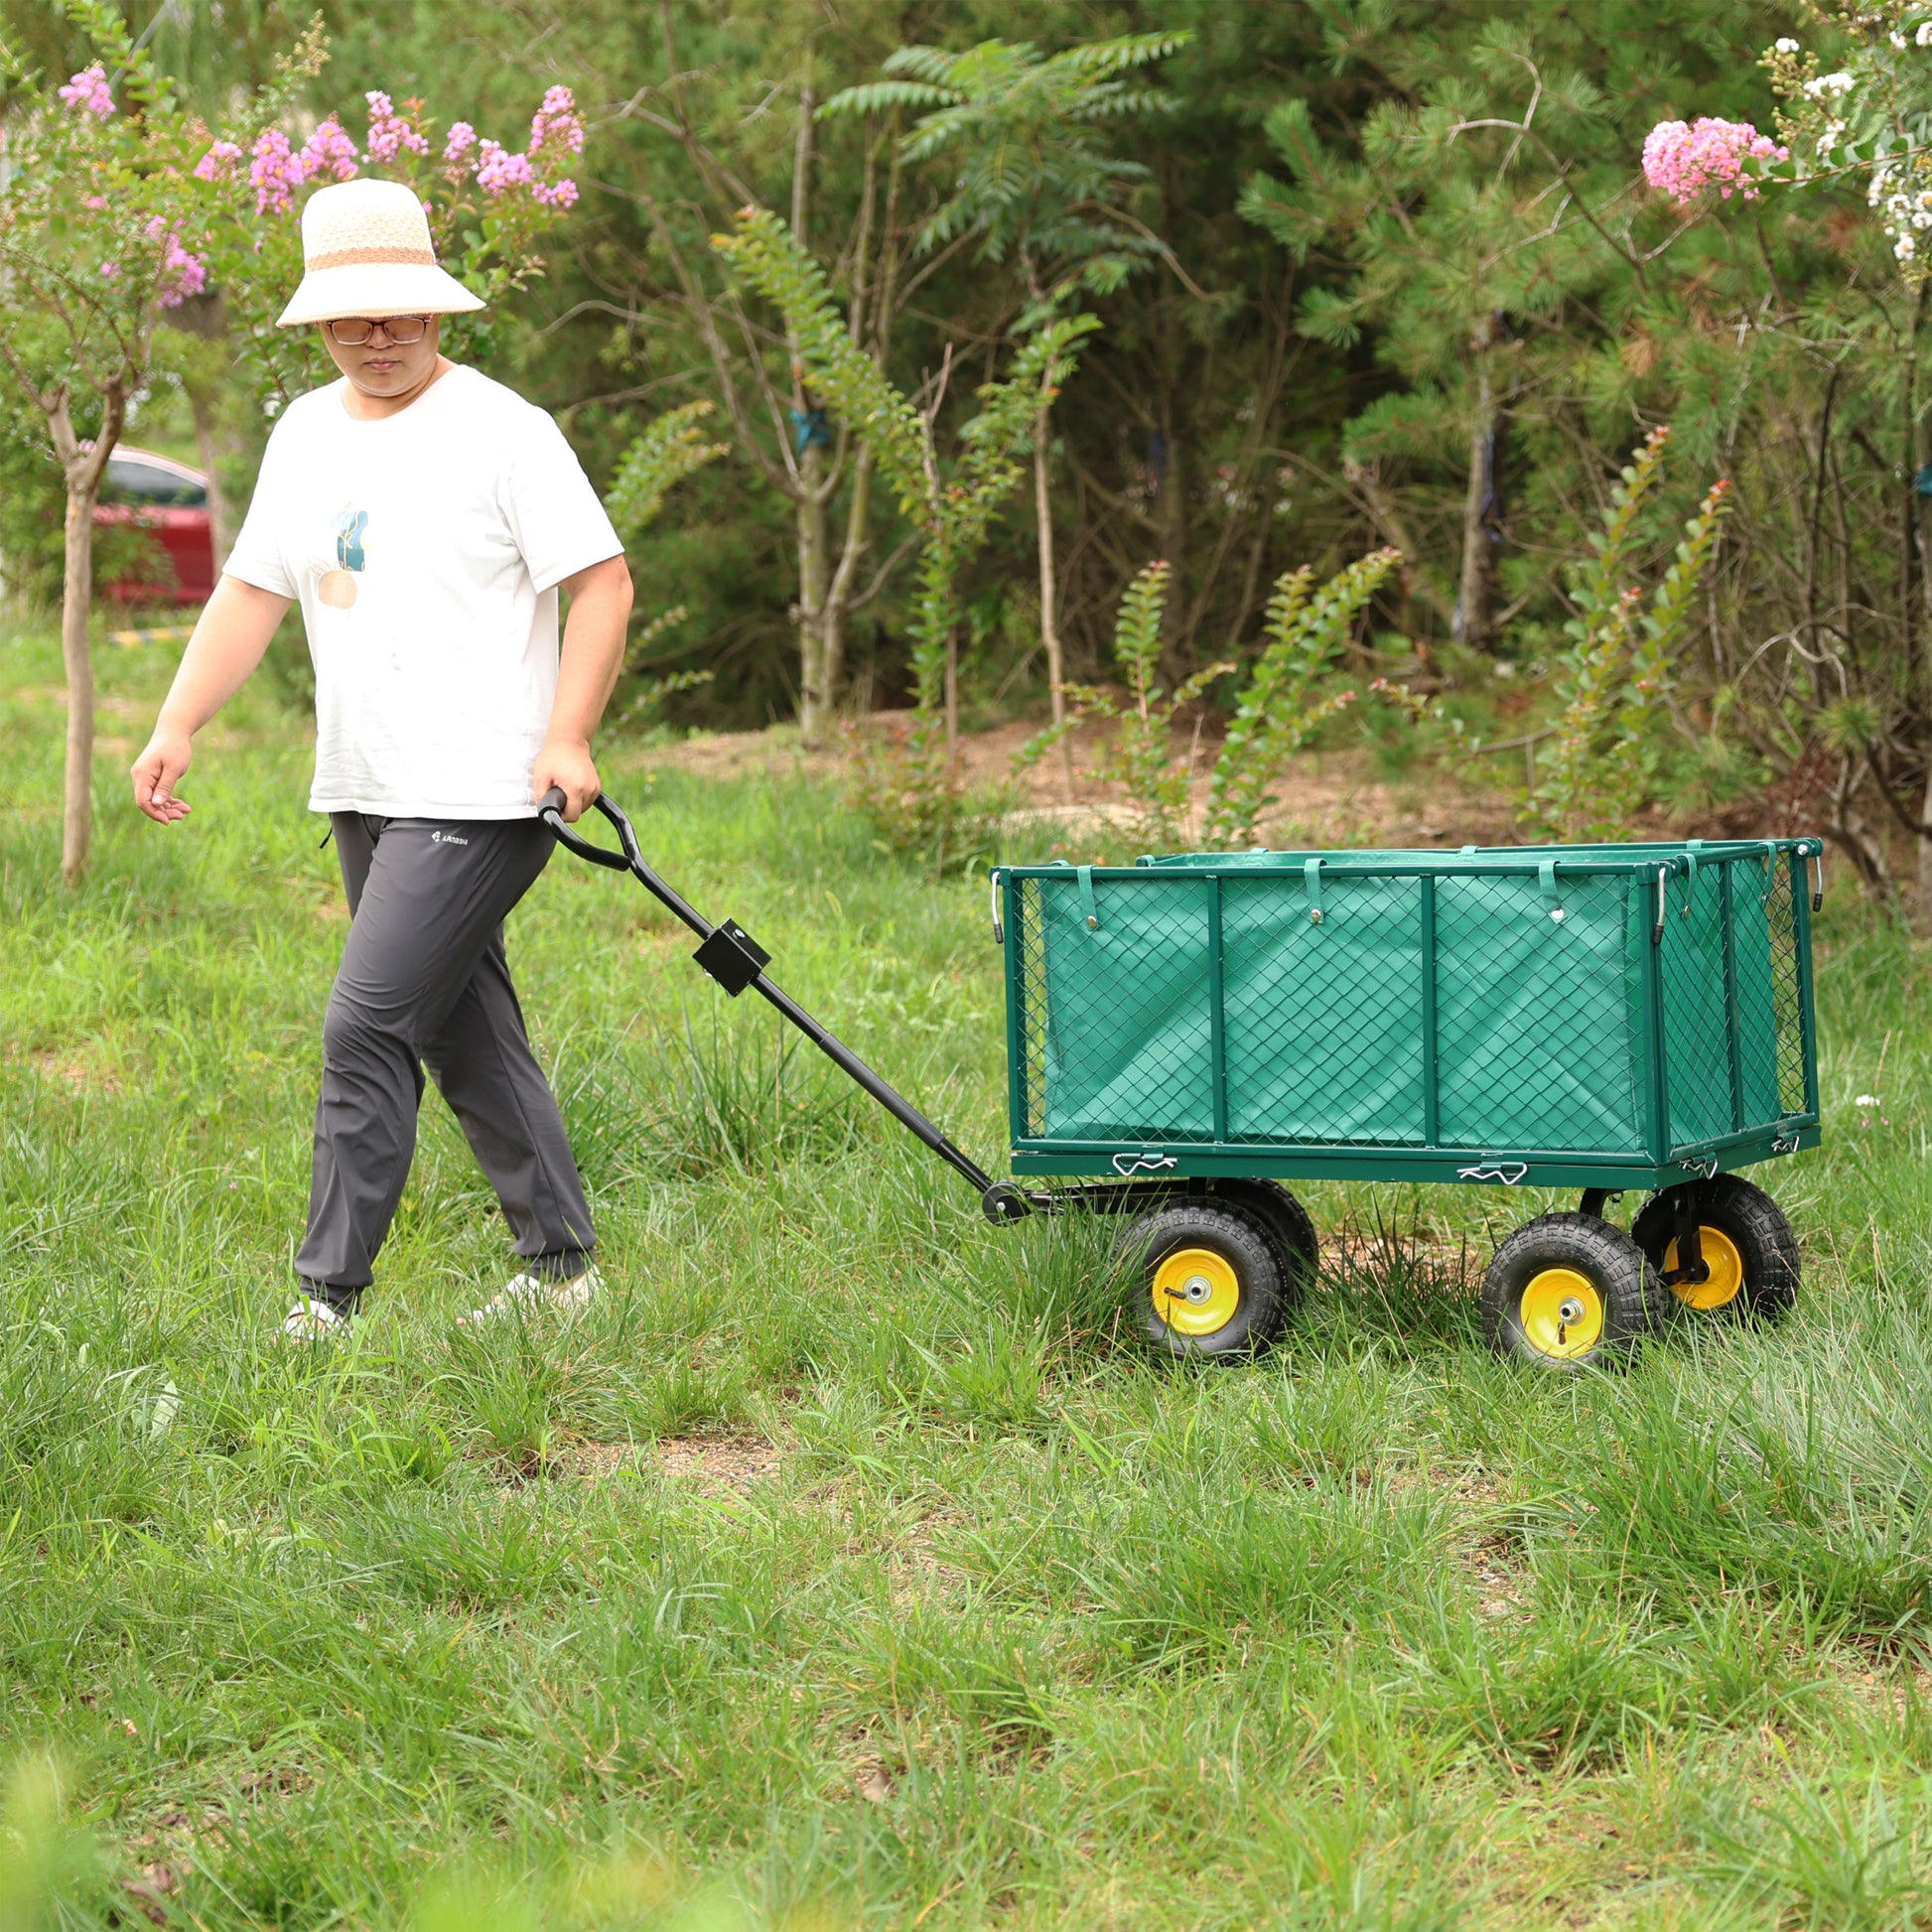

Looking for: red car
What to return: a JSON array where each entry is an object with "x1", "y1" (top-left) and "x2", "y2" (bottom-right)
[{"x1": 95, "y1": 446, "x2": 216, "y2": 604}]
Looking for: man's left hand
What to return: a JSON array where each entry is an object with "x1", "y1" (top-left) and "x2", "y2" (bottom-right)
[{"x1": 533, "y1": 738, "x2": 600, "y2": 822}]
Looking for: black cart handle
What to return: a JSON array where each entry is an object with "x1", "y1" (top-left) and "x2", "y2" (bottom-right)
[
  {"x1": 537, "y1": 786, "x2": 1033, "y2": 1222},
  {"x1": 538, "y1": 787, "x2": 711, "y2": 937}
]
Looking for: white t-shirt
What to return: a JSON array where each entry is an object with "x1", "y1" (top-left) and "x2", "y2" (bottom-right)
[{"x1": 225, "y1": 364, "x2": 624, "y2": 818}]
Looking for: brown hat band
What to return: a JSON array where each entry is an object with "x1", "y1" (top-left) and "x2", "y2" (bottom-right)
[{"x1": 305, "y1": 243, "x2": 438, "y2": 270}]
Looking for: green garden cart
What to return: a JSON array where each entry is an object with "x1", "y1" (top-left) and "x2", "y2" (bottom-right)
[{"x1": 544, "y1": 792, "x2": 1823, "y2": 1372}]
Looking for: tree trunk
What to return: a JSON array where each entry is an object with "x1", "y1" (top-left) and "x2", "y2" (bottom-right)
[
  {"x1": 61, "y1": 483, "x2": 96, "y2": 885},
  {"x1": 820, "y1": 444, "x2": 874, "y2": 729},
  {"x1": 787, "y1": 77, "x2": 834, "y2": 744},
  {"x1": 1453, "y1": 309, "x2": 1504, "y2": 650},
  {"x1": 795, "y1": 441, "x2": 832, "y2": 745},
  {"x1": 1034, "y1": 408, "x2": 1071, "y2": 793},
  {"x1": 40, "y1": 376, "x2": 124, "y2": 886}
]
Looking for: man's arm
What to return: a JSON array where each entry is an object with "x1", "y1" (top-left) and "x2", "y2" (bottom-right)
[
  {"x1": 130, "y1": 575, "x2": 293, "y2": 824},
  {"x1": 533, "y1": 553, "x2": 633, "y2": 822}
]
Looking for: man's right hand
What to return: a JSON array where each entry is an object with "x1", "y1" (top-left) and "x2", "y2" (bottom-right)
[
  {"x1": 132, "y1": 725, "x2": 195, "y2": 824},
  {"x1": 127, "y1": 576, "x2": 293, "y2": 827}
]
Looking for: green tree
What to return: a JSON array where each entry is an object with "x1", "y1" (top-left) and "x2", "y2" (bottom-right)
[
  {"x1": 715, "y1": 204, "x2": 1096, "y2": 767},
  {"x1": 0, "y1": 4, "x2": 228, "y2": 880},
  {"x1": 825, "y1": 30, "x2": 1188, "y2": 773}
]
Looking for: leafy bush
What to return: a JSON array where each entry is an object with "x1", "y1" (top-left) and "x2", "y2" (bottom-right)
[
  {"x1": 1023, "y1": 547, "x2": 1405, "y2": 847},
  {"x1": 1524, "y1": 425, "x2": 1730, "y2": 841}
]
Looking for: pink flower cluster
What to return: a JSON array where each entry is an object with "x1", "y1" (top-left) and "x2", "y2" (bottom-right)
[
  {"x1": 475, "y1": 138, "x2": 534, "y2": 197},
  {"x1": 443, "y1": 121, "x2": 478, "y2": 184},
  {"x1": 194, "y1": 139, "x2": 241, "y2": 183},
  {"x1": 245, "y1": 119, "x2": 359, "y2": 214},
  {"x1": 528, "y1": 85, "x2": 584, "y2": 159},
  {"x1": 58, "y1": 65, "x2": 114, "y2": 117},
  {"x1": 467, "y1": 85, "x2": 581, "y2": 207},
  {"x1": 365, "y1": 91, "x2": 429, "y2": 165},
  {"x1": 147, "y1": 216, "x2": 208, "y2": 307},
  {"x1": 193, "y1": 85, "x2": 582, "y2": 218},
  {"x1": 249, "y1": 129, "x2": 305, "y2": 214},
  {"x1": 302, "y1": 117, "x2": 359, "y2": 185},
  {"x1": 1642, "y1": 117, "x2": 1788, "y2": 207}
]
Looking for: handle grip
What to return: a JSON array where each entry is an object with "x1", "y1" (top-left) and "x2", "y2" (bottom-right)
[{"x1": 537, "y1": 786, "x2": 633, "y2": 873}]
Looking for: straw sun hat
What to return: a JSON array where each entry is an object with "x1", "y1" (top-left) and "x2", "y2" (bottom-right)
[{"x1": 276, "y1": 179, "x2": 484, "y2": 328}]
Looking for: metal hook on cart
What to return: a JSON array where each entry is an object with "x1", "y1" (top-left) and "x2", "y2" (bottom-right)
[{"x1": 1112, "y1": 1151, "x2": 1178, "y2": 1177}]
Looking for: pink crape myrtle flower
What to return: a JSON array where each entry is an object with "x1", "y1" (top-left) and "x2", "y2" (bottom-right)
[
  {"x1": 443, "y1": 120, "x2": 479, "y2": 181},
  {"x1": 532, "y1": 178, "x2": 579, "y2": 209},
  {"x1": 250, "y1": 129, "x2": 307, "y2": 214},
  {"x1": 1642, "y1": 117, "x2": 1789, "y2": 207},
  {"x1": 58, "y1": 66, "x2": 114, "y2": 117},
  {"x1": 300, "y1": 117, "x2": 359, "y2": 185},
  {"x1": 476, "y1": 138, "x2": 535, "y2": 196},
  {"x1": 194, "y1": 139, "x2": 242, "y2": 183},
  {"x1": 365, "y1": 90, "x2": 430, "y2": 165},
  {"x1": 528, "y1": 84, "x2": 585, "y2": 158},
  {"x1": 145, "y1": 216, "x2": 208, "y2": 307}
]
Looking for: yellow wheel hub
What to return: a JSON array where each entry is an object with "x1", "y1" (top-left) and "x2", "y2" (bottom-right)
[
  {"x1": 1152, "y1": 1246, "x2": 1241, "y2": 1336},
  {"x1": 1518, "y1": 1267, "x2": 1604, "y2": 1360},
  {"x1": 1664, "y1": 1225, "x2": 1745, "y2": 1311}
]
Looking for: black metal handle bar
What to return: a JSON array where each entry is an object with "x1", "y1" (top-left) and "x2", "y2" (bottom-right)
[{"x1": 538, "y1": 788, "x2": 1031, "y2": 1222}]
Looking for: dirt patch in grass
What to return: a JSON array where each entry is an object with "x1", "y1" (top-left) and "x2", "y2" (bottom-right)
[
  {"x1": 887, "y1": 1507, "x2": 972, "y2": 1611},
  {"x1": 569, "y1": 1434, "x2": 785, "y2": 1491},
  {"x1": 642, "y1": 712, "x2": 1519, "y2": 849},
  {"x1": 14, "y1": 1041, "x2": 124, "y2": 1097},
  {"x1": 1440, "y1": 1471, "x2": 1536, "y2": 1621}
]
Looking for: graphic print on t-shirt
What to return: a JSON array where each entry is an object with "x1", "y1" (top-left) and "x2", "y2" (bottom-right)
[{"x1": 318, "y1": 507, "x2": 368, "y2": 609}]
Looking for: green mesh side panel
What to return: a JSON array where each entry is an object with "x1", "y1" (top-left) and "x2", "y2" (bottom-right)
[
  {"x1": 1434, "y1": 870, "x2": 1645, "y2": 1153},
  {"x1": 1660, "y1": 863, "x2": 1732, "y2": 1149},
  {"x1": 1766, "y1": 861, "x2": 1809, "y2": 1116},
  {"x1": 1221, "y1": 874, "x2": 1425, "y2": 1143},
  {"x1": 1037, "y1": 874, "x2": 1215, "y2": 1142}
]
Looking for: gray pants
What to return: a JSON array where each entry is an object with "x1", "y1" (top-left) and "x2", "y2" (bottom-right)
[{"x1": 297, "y1": 813, "x2": 596, "y2": 1307}]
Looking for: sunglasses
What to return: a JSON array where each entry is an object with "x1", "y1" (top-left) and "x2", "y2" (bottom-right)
[{"x1": 324, "y1": 315, "x2": 432, "y2": 346}]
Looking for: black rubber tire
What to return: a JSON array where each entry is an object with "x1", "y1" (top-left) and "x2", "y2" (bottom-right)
[
  {"x1": 1117, "y1": 1201, "x2": 1286, "y2": 1360},
  {"x1": 1481, "y1": 1211, "x2": 1664, "y2": 1370},
  {"x1": 1203, "y1": 1179, "x2": 1318, "y2": 1307},
  {"x1": 1631, "y1": 1173, "x2": 1800, "y2": 1323}
]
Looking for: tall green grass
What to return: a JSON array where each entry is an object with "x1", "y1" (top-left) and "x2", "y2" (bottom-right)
[{"x1": 5, "y1": 618, "x2": 1932, "y2": 1927}]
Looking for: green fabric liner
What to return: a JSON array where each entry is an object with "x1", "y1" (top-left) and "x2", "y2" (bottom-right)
[{"x1": 1029, "y1": 845, "x2": 1800, "y2": 1156}]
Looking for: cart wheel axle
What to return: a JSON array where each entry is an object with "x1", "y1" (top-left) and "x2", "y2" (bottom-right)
[
  {"x1": 1632, "y1": 1175, "x2": 1799, "y2": 1320},
  {"x1": 980, "y1": 1182, "x2": 1035, "y2": 1225},
  {"x1": 1481, "y1": 1213, "x2": 1663, "y2": 1369}
]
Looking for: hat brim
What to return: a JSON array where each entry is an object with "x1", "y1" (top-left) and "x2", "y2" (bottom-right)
[{"x1": 277, "y1": 261, "x2": 485, "y2": 328}]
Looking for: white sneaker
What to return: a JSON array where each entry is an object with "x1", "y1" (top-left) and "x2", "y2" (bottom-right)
[
  {"x1": 280, "y1": 1295, "x2": 351, "y2": 1342},
  {"x1": 460, "y1": 1264, "x2": 603, "y2": 1326}
]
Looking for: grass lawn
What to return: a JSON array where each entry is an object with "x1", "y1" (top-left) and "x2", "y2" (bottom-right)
[{"x1": 5, "y1": 620, "x2": 1932, "y2": 1931}]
